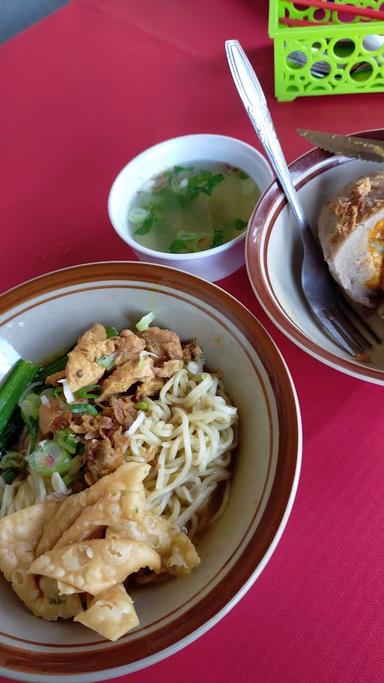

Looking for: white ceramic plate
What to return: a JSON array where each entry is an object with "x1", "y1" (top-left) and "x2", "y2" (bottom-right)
[{"x1": 246, "y1": 129, "x2": 384, "y2": 384}]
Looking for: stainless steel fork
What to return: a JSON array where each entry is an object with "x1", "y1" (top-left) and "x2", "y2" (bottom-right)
[{"x1": 225, "y1": 39, "x2": 380, "y2": 357}]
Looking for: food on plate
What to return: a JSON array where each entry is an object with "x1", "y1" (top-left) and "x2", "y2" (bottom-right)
[
  {"x1": 0, "y1": 317, "x2": 238, "y2": 640},
  {"x1": 129, "y1": 162, "x2": 260, "y2": 253},
  {"x1": 318, "y1": 172, "x2": 384, "y2": 310}
]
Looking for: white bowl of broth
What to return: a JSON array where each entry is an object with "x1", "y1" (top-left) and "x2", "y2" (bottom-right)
[{"x1": 108, "y1": 134, "x2": 273, "y2": 280}]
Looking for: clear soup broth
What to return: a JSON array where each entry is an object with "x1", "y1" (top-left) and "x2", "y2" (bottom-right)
[{"x1": 129, "y1": 162, "x2": 260, "y2": 254}]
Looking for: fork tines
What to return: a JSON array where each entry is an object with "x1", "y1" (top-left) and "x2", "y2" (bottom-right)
[{"x1": 326, "y1": 296, "x2": 381, "y2": 356}]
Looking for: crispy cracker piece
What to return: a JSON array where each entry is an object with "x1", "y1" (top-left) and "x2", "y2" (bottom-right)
[
  {"x1": 29, "y1": 538, "x2": 161, "y2": 595},
  {"x1": 11, "y1": 572, "x2": 82, "y2": 621},
  {"x1": 37, "y1": 462, "x2": 149, "y2": 555},
  {"x1": 0, "y1": 500, "x2": 81, "y2": 620},
  {"x1": 36, "y1": 494, "x2": 83, "y2": 557},
  {"x1": 107, "y1": 511, "x2": 200, "y2": 576},
  {"x1": 56, "y1": 579, "x2": 80, "y2": 595},
  {"x1": 0, "y1": 501, "x2": 61, "y2": 581},
  {"x1": 74, "y1": 583, "x2": 139, "y2": 640},
  {"x1": 54, "y1": 485, "x2": 145, "y2": 548},
  {"x1": 54, "y1": 488, "x2": 145, "y2": 550}
]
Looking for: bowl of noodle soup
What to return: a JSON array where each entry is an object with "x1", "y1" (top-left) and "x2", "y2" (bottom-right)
[{"x1": 0, "y1": 261, "x2": 301, "y2": 682}]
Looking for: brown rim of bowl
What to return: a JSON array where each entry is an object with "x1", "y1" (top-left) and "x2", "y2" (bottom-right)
[
  {"x1": 0, "y1": 261, "x2": 300, "y2": 676},
  {"x1": 246, "y1": 128, "x2": 384, "y2": 382}
]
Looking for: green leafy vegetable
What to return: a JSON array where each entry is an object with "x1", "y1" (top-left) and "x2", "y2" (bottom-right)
[
  {"x1": 186, "y1": 170, "x2": 224, "y2": 200},
  {"x1": 75, "y1": 384, "x2": 101, "y2": 399},
  {"x1": 27, "y1": 440, "x2": 73, "y2": 476},
  {"x1": 172, "y1": 165, "x2": 193, "y2": 174},
  {"x1": 0, "y1": 360, "x2": 41, "y2": 450},
  {"x1": 105, "y1": 325, "x2": 119, "y2": 338},
  {"x1": 212, "y1": 230, "x2": 224, "y2": 248},
  {"x1": 228, "y1": 218, "x2": 247, "y2": 231},
  {"x1": 134, "y1": 203, "x2": 157, "y2": 236},
  {"x1": 37, "y1": 354, "x2": 68, "y2": 382},
  {"x1": 168, "y1": 238, "x2": 189, "y2": 254},
  {"x1": 69, "y1": 404, "x2": 99, "y2": 416},
  {"x1": 168, "y1": 231, "x2": 212, "y2": 254}
]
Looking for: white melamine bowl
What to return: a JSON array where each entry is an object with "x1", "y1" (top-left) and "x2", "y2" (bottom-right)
[{"x1": 107, "y1": 134, "x2": 273, "y2": 281}]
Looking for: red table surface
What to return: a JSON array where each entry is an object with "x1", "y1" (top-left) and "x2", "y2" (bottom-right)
[{"x1": 1, "y1": 1, "x2": 384, "y2": 682}]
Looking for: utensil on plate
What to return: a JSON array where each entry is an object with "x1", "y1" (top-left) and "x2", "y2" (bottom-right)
[
  {"x1": 297, "y1": 128, "x2": 384, "y2": 162},
  {"x1": 225, "y1": 39, "x2": 379, "y2": 356}
]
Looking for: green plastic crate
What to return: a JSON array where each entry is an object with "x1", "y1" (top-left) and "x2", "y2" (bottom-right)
[{"x1": 268, "y1": 0, "x2": 384, "y2": 100}]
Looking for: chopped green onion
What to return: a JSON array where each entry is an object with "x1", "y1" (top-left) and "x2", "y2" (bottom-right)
[
  {"x1": 19, "y1": 392, "x2": 41, "y2": 454},
  {"x1": 136, "y1": 401, "x2": 149, "y2": 411},
  {"x1": 96, "y1": 354, "x2": 116, "y2": 371},
  {"x1": 69, "y1": 404, "x2": 99, "y2": 416},
  {"x1": 54, "y1": 429, "x2": 79, "y2": 454},
  {"x1": 105, "y1": 325, "x2": 119, "y2": 338},
  {"x1": 135, "y1": 312, "x2": 155, "y2": 332},
  {"x1": 75, "y1": 384, "x2": 101, "y2": 399},
  {"x1": 27, "y1": 441, "x2": 73, "y2": 476},
  {"x1": 20, "y1": 393, "x2": 40, "y2": 426},
  {"x1": 129, "y1": 207, "x2": 149, "y2": 225}
]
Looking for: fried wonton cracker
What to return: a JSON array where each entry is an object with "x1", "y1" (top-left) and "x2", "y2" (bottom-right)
[
  {"x1": 107, "y1": 511, "x2": 200, "y2": 576},
  {"x1": 74, "y1": 583, "x2": 139, "y2": 640},
  {"x1": 36, "y1": 462, "x2": 149, "y2": 555},
  {"x1": 0, "y1": 500, "x2": 61, "y2": 581},
  {"x1": 54, "y1": 487, "x2": 145, "y2": 550},
  {"x1": 0, "y1": 500, "x2": 82, "y2": 620},
  {"x1": 11, "y1": 572, "x2": 82, "y2": 621},
  {"x1": 29, "y1": 538, "x2": 161, "y2": 595}
]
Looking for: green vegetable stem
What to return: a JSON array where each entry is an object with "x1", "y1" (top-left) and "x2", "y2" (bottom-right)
[{"x1": 0, "y1": 360, "x2": 41, "y2": 448}]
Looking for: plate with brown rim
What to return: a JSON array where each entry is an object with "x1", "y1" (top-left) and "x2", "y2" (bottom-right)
[
  {"x1": 0, "y1": 261, "x2": 301, "y2": 682},
  {"x1": 246, "y1": 129, "x2": 384, "y2": 384}
]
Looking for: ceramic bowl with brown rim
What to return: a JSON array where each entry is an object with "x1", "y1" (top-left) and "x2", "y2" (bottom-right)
[
  {"x1": 0, "y1": 261, "x2": 301, "y2": 683},
  {"x1": 246, "y1": 129, "x2": 384, "y2": 384}
]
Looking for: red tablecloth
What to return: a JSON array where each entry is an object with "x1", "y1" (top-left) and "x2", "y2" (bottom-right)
[{"x1": 1, "y1": 1, "x2": 384, "y2": 682}]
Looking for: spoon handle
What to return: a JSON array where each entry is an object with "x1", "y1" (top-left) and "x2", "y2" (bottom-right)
[{"x1": 225, "y1": 40, "x2": 307, "y2": 233}]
